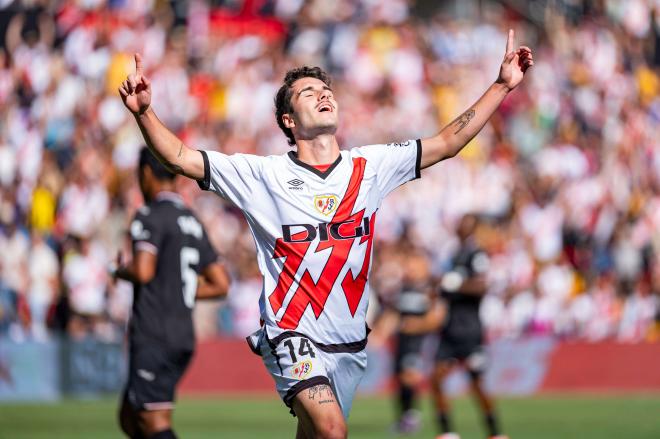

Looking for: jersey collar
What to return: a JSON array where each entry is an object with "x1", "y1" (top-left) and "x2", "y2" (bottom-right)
[
  {"x1": 287, "y1": 151, "x2": 343, "y2": 180},
  {"x1": 155, "y1": 191, "x2": 183, "y2": 204}
]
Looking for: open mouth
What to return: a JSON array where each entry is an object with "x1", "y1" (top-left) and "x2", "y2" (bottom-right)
[{"x1": 317, "y1": 103, "x2": 333, "y2": 113}]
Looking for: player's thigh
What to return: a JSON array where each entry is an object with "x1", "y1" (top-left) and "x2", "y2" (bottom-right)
[
  {"x1": 432, "y1": 360, "x2": 453, "y2": 384},
  {"x1": 395, "y1": 334, "x2": 425, "y2": 386},
  {"x1": 118, "y1": 393, "x2": 141, "y2": 437},
  {"x1": 399, "y1": 368, "x2": 424, "y2": 387},
  {"x1": 137, "y1": 409, "x2": 172, "y2": 436},
  {"x1": 259, "y1": 333, "x2": 330, "y2": 407},
  {"x1": 433, "y1": 341, "x2": 457, "y2": 382},
  {"x1": 292, "y1": 383, "x2": 347, "y2": 439},
  {"x1": 296, "y1": 419, "x2": 309, "y2": 439},
  {"x1": 461, "y1": 344, "x2": 489, "y2": 381}
]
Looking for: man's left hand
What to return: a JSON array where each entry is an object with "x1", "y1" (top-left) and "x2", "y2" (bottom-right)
[{"x1": 497, "y1": 29, "x2": 533, "y2": 90}]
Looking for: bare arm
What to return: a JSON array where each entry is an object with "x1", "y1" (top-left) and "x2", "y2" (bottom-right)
[
  {"x1": 441, "y1": 270, "x2": 488, "y2": 297},
  {"x1": 119, "y1": 54, "x2": 204, "y2": 180},
  {"x1": 368, "y1": 308, "x2": 400, "y2": 347},
  {"x1": 399, "y1": 299, "x2": 446, "y2": 335},
  {"x1": 457, "y1": 275, "x2": 488, "y2": 297},
  {"x1": 114, "y1": 250, "x2": 157, "y2": 284},
  {"x1": 420, "y1": 29, "x2": 533, "y2": 168},
  {"x1": 196, "y1": 262, "x2": 231, "y2": 300},
  {"x1": 5, "y1": 14, "x2": 24, "y2": 54}
]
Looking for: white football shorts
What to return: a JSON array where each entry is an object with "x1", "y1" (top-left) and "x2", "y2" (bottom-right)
[{"x1": 247, "y1": 327, "x2": 368, "y2": 419}]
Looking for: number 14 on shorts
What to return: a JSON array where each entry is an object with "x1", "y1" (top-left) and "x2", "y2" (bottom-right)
[{"x1": 283, "y1": 338, "x2": 316, "y2": 380}]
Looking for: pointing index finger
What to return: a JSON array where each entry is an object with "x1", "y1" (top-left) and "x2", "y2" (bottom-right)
[
  {"x1": 134, "y1": 53, "x2": 143, "y2": 75},
  {"x1": 506, "y1": 29, "x2": 514, "y2": 54}
]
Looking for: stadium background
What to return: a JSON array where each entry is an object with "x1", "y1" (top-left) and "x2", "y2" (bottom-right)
[{"x1": 0, "y1": 0, "x2": 659, "y2": 437}]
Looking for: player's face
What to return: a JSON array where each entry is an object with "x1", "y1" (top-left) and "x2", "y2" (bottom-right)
[
  {"x1": 286, "y1": 77, "x2": 338, "y2": 139},
  {"x1": 458, "y1": 215, "x2": 477, "y2": 240},
  {"x1": 404, "y1": 252, "x2": 430, "y2": 283}
]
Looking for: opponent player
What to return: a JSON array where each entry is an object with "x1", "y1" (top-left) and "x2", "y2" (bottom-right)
[
  {"x1": 113, "y1": 147, "x2": 230, "y2": 439},
  {"x1": 370, "y1": 246, "x2": 444, "y2": 434},
  {"x1": 433, "y1": 215, "x2": 504, "y2": 439},
  {"x1": 118, "y1": 29, "x2": 532, "y2": 439}
]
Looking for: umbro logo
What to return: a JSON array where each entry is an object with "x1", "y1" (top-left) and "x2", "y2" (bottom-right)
[{"x1": 287, "y1": 179, "x2": 305, "y2": 191}]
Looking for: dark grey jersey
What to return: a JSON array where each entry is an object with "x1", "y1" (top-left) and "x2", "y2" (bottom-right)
[
  {"x1": 129, "y1": 192, "x2": 217, "y2": 352},
  {"x1": 441, "y1": 241, "x2": 488, "y2": 343},
  {"x1": 396, "y1": 283, "x2": 432, "y2": 317}
]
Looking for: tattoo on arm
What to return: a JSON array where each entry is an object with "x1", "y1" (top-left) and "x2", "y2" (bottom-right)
[
  {"x1": 154, "y1": 143, "x2": 184, "y2": 175},
  {"x1": 451, "y1": 108, "x2": 475, "y2": 134}
]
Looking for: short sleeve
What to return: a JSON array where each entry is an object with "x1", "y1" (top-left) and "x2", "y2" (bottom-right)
[
  {"x1": 130, "y1": 209, "x2": 163, "y2": 256},
  {"x1": 354, "y1": 139, "x2": 421, "y2": 198},
  {"x1": 196, "y1": 150, "x2": 264, "y2": 210},
  {"x1": 470, "y1": 249, "x2": 490, "y2": 276}
]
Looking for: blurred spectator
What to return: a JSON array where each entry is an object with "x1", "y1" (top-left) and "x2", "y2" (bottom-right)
[
  {"x1": 0, "y1": 211, "x2": 29, "y2": 339},
  {"x1": 62, "y1": 236, "x2": 109, "y2": 339},
  {"x1": 0, "y1": 262, "x2": 19, "y2": 338},
  {"x1": 26, "y1": 230, "x2": 58, "y2": 340}
]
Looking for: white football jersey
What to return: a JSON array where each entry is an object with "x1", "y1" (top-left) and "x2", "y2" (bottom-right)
[{"x1": 198, "y1": 139, "x2": 421, "y2": 346}]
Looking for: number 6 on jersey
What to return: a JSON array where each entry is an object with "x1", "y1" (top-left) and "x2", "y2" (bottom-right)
[{"x1": 180, "y1": 247, "x2": 199, "y2": 308}]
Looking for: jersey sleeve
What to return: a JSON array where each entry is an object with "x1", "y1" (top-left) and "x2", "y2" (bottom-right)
[
  {"x1": 130, "y1": 208, "x2": 163, "y2": 256},
  {"x1": 469, "y1": 248, "x2": 490, "y2": 277},
  {"x1": 354, "y1": 139, "x2": 421, "y2": 198},
  {"x1": 196, "y1": 150, "x2": 264, "y2": 210}
]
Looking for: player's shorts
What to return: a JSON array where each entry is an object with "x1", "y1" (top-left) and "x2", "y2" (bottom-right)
[
  {"x1": 435, "y1": 337, "x2": 488, "y2": 377},
  {"x1": 394, "y1": 333, "x2": 425, "y2": 374},
  {"x1": 247, "y1": 327, "x2": 367, "y2": 419},
  {"x1": 123, "y1": 344, "x2": 193, "y2": 411}
]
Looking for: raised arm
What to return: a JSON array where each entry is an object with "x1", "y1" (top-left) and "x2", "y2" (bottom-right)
[
  {"x1": 118, "y1": 53, "x2": 205, "y2": 180},
  {"x1": 420, "y1": 29, "x2": 533, "y2": 169}
]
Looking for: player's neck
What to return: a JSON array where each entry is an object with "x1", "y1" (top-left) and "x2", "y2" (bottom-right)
[
  {"x1": 294, "y1": 134, "x2": 340, "y2": 166},
  {"x1": 152, "y1": 186, "x2": 177, "y2": 200}
]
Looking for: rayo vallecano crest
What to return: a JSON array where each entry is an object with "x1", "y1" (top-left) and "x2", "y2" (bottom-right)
[
  {"x1": 292, "y1": 360, "x2": 313, "y2": 380},
  {"x1": 314, "y1": 194, "x2": 339, "y2": 215}
]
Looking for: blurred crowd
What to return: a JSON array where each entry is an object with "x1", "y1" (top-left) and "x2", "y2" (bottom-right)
[{"x1": 0, "y1": 0, "x2": 658, "y2": 344}]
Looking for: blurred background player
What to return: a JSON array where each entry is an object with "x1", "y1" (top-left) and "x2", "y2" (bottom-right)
[
  {"x1": 432, "y1": 214, "x2": 504, "y2": 439},
  {"x1": 112, "y1": 147, "x2": 230, "y2": 439},
  {"x1": 371, "y1": 242, "x2": 444, "y2": 435}
]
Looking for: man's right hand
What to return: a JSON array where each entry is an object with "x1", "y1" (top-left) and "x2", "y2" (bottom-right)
[{"x1": 119, "y1": 53, "x2": 151, "y2": 115}]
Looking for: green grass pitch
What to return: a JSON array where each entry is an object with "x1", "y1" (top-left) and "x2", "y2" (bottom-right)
[{"x1": 1, "y1": 394, "x2": 658, "y2": 438}]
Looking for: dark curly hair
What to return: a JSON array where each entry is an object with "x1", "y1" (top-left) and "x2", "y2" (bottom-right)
[
  {"x1": 139, "y1": 146, "x2": 176, "y2": 181},
  {"x1": 274, "y1": 66, "x2": 332, "y2": 146}
]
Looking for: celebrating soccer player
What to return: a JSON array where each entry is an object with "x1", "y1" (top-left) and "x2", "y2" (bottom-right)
[
  {"x1": 112, "y1": 147, "x2": 230, "y2": 439},
  {"x1": 119, "y1": 29, "x2": 532, "y2": 439}
]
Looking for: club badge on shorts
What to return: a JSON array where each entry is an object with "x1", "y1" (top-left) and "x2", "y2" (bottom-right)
[
  {"x1": 314, "y1": 194, "x2": 339, "y2": 215},
  {"x1": 292, "y1": 360, "x2": 313, "y2": 379}
]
